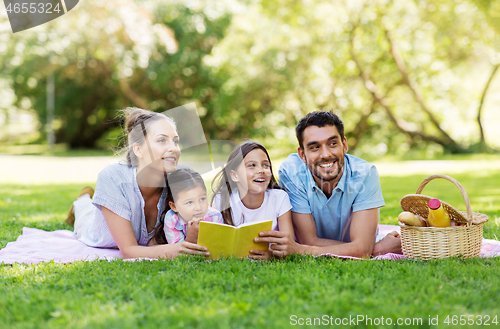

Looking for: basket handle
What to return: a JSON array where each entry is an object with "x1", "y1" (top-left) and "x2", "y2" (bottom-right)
[{"x1": 415, "y1": 174, "x2": 473, "y2": 223}]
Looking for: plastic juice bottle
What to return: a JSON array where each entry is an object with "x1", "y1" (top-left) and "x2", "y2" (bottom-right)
[{"x1": 427, "y1": 198, "x2": 451, "y2": 227}]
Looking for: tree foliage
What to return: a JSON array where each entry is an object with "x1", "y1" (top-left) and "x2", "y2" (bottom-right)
[
  {"x1": 206, "y1": 0, "x2": 499, "y2": 155},
  {"x1": 0, "y1": 0, "x2": 499, "y2": 155},
  {"x1": 1, "y1": 0, "x2": 231, "y2": 148}
]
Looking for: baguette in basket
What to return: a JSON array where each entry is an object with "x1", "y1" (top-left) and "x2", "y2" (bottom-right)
[{"x1": 398, "y1": 211, "x2": 427, "y2": 227}]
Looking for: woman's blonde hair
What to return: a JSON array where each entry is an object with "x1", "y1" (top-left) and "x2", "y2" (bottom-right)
[{"x1": 123, "y1": 107, "x2": 176, "y2": 167}]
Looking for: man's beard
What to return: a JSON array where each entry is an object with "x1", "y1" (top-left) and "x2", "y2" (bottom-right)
[{"x1": 305, "y1": 155, "x2": 344, "y2": 183}]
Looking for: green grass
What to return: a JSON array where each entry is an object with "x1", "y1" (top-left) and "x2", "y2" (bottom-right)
[{"x1": 1, "y1": 157, "x2": 500, "y2": 328}]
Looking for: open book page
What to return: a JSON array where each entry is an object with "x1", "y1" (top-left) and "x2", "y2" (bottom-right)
[
  {"x1": 198, "y1": 221, "x2": 236, "y2": 260},
  {"x1": 234, "y1": 220, "x2": 273, "y2": 258},
  {"x1": 198, "y1": 220, "x2": 272, "y2": 259},
  {"x1": 237, "y1": 220, "x2": 273, "y2": 228}
]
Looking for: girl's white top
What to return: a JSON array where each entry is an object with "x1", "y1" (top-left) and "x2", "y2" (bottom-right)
[{"x1": 213, "y1": 189, "x2": 292, "y2": 231}]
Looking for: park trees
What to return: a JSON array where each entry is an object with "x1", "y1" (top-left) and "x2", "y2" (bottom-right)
[
  {"x1": 1, "y1": 0, "x2": 498, "y2": 155},
  {"x1": 0, "y1": 0, "x2": 231, "y2": 148},
  {"x1": 204, "y1": 0, "x2": 499, "y2": 155}
]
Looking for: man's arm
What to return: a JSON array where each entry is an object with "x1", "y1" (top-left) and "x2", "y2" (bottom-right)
[
  {"x1": 292, "y1": 212, "x2": 342, "y2": 247},
  {"x1": 293, "y1": 209, "x2": 378, "y2": 258},
  {"x1": 257, "y1": 208, "x2": 401, "y2": 258}
]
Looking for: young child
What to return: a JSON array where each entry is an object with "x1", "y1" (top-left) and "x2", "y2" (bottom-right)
[
  {"x1": 211, "y1": 141, "x2": 295, "y2": 259},
  {"x1": 162, "y1": 168, "x2": 223, "y2": 244}
]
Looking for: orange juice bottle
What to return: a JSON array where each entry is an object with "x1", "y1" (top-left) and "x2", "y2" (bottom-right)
[{"x1": 427, "y1": 198, "x2": 451, "y2": 227}]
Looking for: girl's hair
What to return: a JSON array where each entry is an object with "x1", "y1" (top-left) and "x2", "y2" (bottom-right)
[
  {"x1": 123, "y1": 107, "x2": 176, "y2": 167},
  {"x1": 154, "y1": 167, "x2": 206, "y2": 244},
  {"x1": 210, "y1": 141, "x2": 281, "y2": 226}
]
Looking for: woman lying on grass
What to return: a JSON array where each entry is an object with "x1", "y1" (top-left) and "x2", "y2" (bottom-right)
[{"x1": 67, "y1": 108, "x2": 210, "y2": 259}]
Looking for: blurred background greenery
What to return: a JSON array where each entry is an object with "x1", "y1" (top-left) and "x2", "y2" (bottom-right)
[{"x1": 0, "y1": 0, "x2": 499, "y2": 160}]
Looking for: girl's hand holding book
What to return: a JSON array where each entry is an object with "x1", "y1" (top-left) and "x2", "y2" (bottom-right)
[
  {"x1": 255, "y1": 231, "x2": 299, "y2": 258},
  {"x1": 185, "y1": 219, "x2": 203, "y2": 244},
  {"x1": 247, "y1": 249, "x2": 273, "y2": 260}
]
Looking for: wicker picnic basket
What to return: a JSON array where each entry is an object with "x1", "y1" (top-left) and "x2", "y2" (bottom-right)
[{"x1": 399, "y1": 175, "x2": 488, "y2": 260}]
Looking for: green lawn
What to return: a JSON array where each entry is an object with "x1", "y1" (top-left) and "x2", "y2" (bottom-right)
[{"x1": 1, "y1": 156, "x2": 500, "y2": 328}]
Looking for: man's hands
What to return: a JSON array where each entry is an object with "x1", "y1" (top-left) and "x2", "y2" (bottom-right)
[
  {"x1": 372, "y1": 231, "x2": 402, "y2": 256},
  {"x1": 185, "y1": 219, "x2": 202, "y2": 244}
]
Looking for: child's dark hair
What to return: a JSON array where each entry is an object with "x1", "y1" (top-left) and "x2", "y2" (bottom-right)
[
  {"x1": 154, "y1": 167, "x2": 206, "y2": 244},
  {"x1": 295, "y1": 111, "x2": 344, "y2": 149},
  {"x1": 210, "y1": 141, "x2": 281, "y2": 226}
]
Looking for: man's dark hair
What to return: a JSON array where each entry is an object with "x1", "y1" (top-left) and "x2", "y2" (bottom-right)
[{"x1": 295, "y1": 111, "x2": 345, "y2": 149}]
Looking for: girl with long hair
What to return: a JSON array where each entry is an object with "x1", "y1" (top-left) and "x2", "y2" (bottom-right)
[{"x1": 211, "y1": 141, "x2": 295, "y2": 259}]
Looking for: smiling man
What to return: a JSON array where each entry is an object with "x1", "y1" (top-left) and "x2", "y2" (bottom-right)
[{"x1": 256, "y1": 111, "x2": 401, "y2": 258}]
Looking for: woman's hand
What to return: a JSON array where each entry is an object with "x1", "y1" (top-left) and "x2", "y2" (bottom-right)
[
  {"x1": 167, "y1": 241, "x2": 209, "y2": 259},
  {"x1": 102, "y1": 206, "x2": 209, "y2": 259},
  {"x1": 254, "y1": 231, "x2": 301, "y2": 258},
  {"x1": 185, "y1": 219, "x2": 202, "y2": 244}
]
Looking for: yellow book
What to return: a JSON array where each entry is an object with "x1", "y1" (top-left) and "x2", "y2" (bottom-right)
[{"x1": 197, "y1": 220, "x2": 273, "y2": 260}]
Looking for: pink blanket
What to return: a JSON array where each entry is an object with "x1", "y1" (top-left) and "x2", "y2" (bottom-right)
[
  {"x1": 1, "y1": 225, "x2": 499, "y2": 264},
  {"x1": 0, "y1": 227, "x2": 121, "y2": 264}
]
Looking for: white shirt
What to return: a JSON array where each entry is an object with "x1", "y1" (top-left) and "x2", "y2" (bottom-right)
[{"x1": 213, "y1": 189, "x2": 292, "y2": 231}]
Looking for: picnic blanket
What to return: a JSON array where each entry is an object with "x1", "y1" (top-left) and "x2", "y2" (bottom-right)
[
  {"x1": 0, "y1": 227, "x2": 121, "y2": 264},
  {"x1": 1, "y1": 225, "x2": 500, "y2": 264}
]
